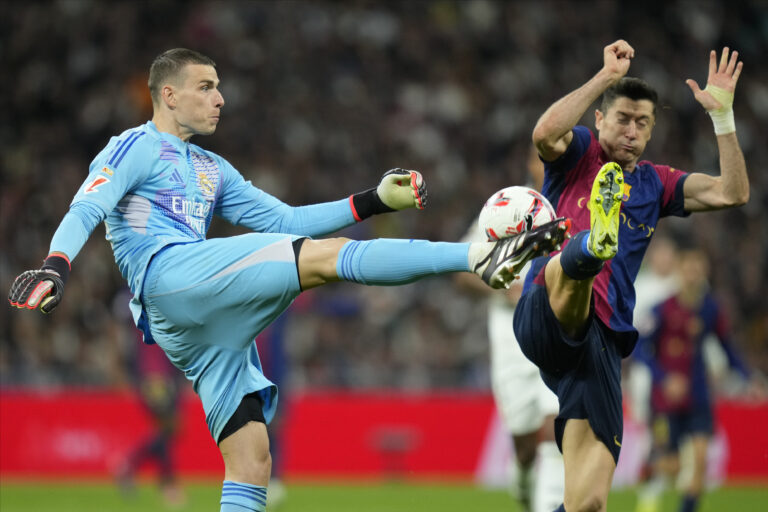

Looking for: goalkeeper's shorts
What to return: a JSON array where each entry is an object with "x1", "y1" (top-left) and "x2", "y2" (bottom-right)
[{"x1": 141, "y1": 232, "x2": 304, "y2": 443}]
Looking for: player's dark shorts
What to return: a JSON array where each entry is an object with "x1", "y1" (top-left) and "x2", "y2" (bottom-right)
[
  {"x1": 652, "y1": 405, "x2": 714, "y2": 453},
  {"x1": 513, "y1": 283, "x2": 625, "y2": 463},
  {"x1": 218, "y1": 391, "x2": 267, "y2": 444}
]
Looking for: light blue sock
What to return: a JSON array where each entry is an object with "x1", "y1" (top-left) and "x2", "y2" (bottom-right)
[
  {"x1": 220, "y1": 481, "x2": 266, "y2": 512},
  {"x1": 336, "y1": 239, "x2": 471, "y2": 285}
]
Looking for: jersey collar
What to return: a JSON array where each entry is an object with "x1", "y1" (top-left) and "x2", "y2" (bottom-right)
[{"x1": 146, "y1": 121, "x2": 189, "y2": 153}]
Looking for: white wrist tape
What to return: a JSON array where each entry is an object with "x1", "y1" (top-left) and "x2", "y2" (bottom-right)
[{"x1": 705, "y1": 85, "x2": 736, "y2": 135}]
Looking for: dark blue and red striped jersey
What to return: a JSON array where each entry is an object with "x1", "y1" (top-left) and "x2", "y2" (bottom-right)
[
  {"x1": 524, "y1": 125, "x2": 690, "y2": 356},
  {"x1": 635, "y1": 293, "x2": 749, "y2": 412}
]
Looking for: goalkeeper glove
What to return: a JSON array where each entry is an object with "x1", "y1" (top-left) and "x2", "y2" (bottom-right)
[
  {"x1": 350, "y1": 168, "x2": 428, "y2": 221},
  {"x1": 8, "y1": 253, "x2": 70, "y2": 314}
]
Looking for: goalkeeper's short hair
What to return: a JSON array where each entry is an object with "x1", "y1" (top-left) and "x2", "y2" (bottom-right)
[{"x1": 148, "y1": 48, "x2": 216, "y2": 105}]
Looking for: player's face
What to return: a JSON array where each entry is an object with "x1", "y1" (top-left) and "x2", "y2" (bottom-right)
[
  {"x1": 678, "y1": 251, "x2": 709, "y2": 288},
  {"x1": 595, "y1": 97, "x2": 655, "y2": 170},
  {"x1": 173, "y1": 64, "x2": 224, "y2": 138}
]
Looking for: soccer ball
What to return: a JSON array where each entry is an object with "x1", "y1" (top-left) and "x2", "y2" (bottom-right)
[{"x1": 478, "y1": 186, "x2": 556, "y2": 241}]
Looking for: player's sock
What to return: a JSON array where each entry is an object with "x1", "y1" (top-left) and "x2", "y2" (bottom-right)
[
  {"x1": 635, "y1": 474, "x2": 664, "y2": 512},
  {"x1": 220, "y1": 481, "x2": 267, "y2": 512},
  {"x1": 559, "y1": 230, "x2": 604, "y2": 280},
  {"x1": 336, "y1": 239, "x2": 470, "y2": 284},
  {"x1": 533, "y1": 441, "x2": 565, "y2": 512},
  {"x1": 679, "y1": 493, "x2": 699, "y2": 512},
  {"x1": 513, "y1": 458, "x2": 533, "y2": 511}
]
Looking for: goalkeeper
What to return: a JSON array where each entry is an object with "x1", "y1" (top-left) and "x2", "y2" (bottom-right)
[{"x1": 8, "y1": 48, "x2": 570, "y2": 512}]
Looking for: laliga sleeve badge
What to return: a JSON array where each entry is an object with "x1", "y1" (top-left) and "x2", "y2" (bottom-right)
[{"x1": 84, "y1": 176, "x2": 110, "y2": 193}]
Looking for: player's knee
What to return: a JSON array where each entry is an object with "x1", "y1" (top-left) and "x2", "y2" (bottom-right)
[
  {"x1": 248, "y1": 449, "x2": 272, "y2": 484},
  {"x1": 666, "y1": 455, "x2": 681, "y2": 475},
  {"x1": 297, "y1": 237, "x2": 351, "y2": 289},
  {"x1": 219, "y1": 421, "x2": 273, "y2": 485},
  {"x1": 255, "y1": 448, "x2": 272, "y2": 480},
  {"x1": 226, "y1": 445, "x2": 272, "y2": 485},
  {"x1": 564, "y1": 493, "x2": 604, "y2": 512}
]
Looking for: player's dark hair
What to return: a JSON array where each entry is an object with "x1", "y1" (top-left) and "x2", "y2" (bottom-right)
[
  {"x1": 148, "y1": 48, "x2": 216, "y2": 105},
  {"x1": 600, "y1": 77, "x2": 658, "y2": 117}
]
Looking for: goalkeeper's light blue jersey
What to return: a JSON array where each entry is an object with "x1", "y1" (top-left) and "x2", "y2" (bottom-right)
[{"x1": 50, "y1": 121, "x2": 355, "y2": 338}]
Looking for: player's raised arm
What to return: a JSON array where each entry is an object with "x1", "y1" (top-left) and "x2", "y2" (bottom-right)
[
  {"x1": 532, "y1": 40, "x2": 635, "y2": 162},
  {"x1": 683, "y1": 47, "x2": 749, "y2": 212}
]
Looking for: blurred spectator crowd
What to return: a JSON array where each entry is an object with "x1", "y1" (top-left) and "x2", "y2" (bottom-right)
[{"x1": 1, "y1": 0, "x2": 766, "y2": 391}]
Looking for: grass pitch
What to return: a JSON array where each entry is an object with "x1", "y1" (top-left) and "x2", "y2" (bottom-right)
[{"x1": 1, "y1": 480, "x2": 766, "y2": 511}]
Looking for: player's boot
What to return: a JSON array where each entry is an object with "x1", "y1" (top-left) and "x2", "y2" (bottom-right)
[
  {"x1": 473, "y1": 217, "x2": 571, "y2": 289},
  {"x1": 635, "y1": 497, "x2": 661, "y2": 512},
  {"x1": 587, "y1": 162, "x2": 624, "y2": 260}
]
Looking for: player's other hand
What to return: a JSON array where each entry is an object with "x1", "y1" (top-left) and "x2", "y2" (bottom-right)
[
  {"x1": 602, "y1": 40, "x2": 634, "y2": 83},
  {"x1": 662, "y1": 372, "x2": 689, "y2": 404},
  {"x1": 377, "y1": 168, "x2": 427, "y2": 210},
  {"x1": 745, "y1": 373, "x2": 767, "y2": 401},
  {"x1": 686, "y1": 47, "x2": 742, "y2": 112},
  {"x1": 8, "y1": 254, "x2": 70, "y2": 314}
]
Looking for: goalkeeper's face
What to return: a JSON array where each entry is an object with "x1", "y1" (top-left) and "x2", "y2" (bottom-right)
[{"x1": 172, "y1": 64, "x2": 225, "y2": 138}]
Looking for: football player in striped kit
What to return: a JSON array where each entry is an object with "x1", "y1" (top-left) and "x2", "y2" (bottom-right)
[{"x1": 516, "y1": 40, "x2": 749, "y2": 512}]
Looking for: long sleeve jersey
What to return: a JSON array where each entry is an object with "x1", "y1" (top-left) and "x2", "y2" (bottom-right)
[
  {"x1": 49, "y1": 121, "x2": 357, "y2": 338},
  {"x1": 524, "y1": 125, "x2": 690, "y2": 356}
]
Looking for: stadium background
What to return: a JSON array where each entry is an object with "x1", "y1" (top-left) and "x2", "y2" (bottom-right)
[{"x1": 1, "y1": 0, "x2": 767, "y2": 509}]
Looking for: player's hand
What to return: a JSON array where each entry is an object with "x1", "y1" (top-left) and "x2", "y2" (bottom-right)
[
  {"x1": 8, "y1": 270, "x2": 65, "y2": 314},
  {"x1": 376, "y1": 168, "x2": 427, "y2": 210},
  {"x1": 745, "y1": 374, "x2": 767, "y2": 401},
  {"x1": 8, "y1": 254, "x2": 70, "y2": 314},
  {"x1": 662, "y1": 372, "x2": 689, "y2": 404},
  {"x1": 686, "y1": 47, "x2": 742, "y2": 112},
  {"x1": 602, "y1": 40, "x2": 634, "y2": 82}
]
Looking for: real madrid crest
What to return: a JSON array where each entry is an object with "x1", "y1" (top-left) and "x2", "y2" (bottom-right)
[{"x1": 197, "y1": 172, "x2": 215, "y2": 198}]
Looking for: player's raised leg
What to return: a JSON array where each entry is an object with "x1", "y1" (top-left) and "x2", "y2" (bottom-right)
[
  {"x1": 295, "y1": 218, "x2": 571, "y2": 291},
  {"x1": 536, "y1": 163, "x2": 624, "y2": 512},
  {"x1": 544, "y1": 162, "x2": 624, "y2": 338}
]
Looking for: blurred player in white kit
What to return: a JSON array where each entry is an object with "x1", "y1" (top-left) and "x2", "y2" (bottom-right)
[{"x1": 456, "y1": 149, "x2": 564, "y2": 512}]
